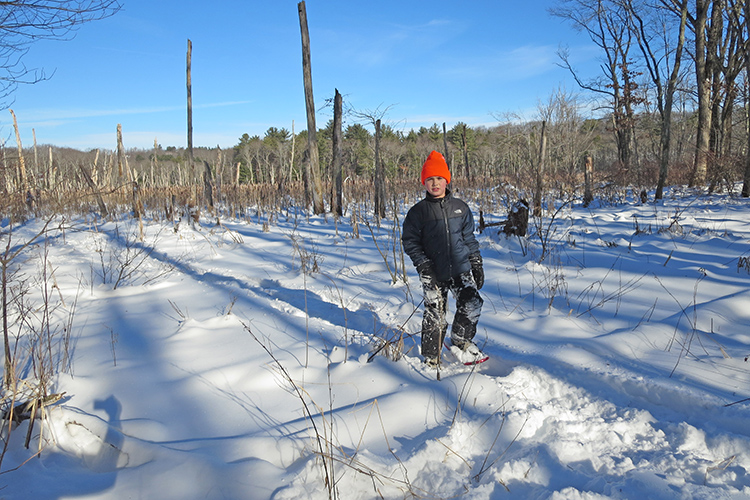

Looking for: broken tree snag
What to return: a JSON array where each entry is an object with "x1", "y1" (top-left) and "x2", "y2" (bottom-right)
[
  {"x1": 116, "y1": 123, "x2": 124, "y2": 178},
  {"x1": 332, "y1": 89, "x2": 343, "y2": 217},
  {"x1": 462, "y1": 123, "x2": 470, "y2": 182},
  {"x1": 187, "y1": 39, "x2": 193, "y2": 168},
  {"x1": 203, "y1": 160, "x2": 214, "y2": 209},
  {"x1": 297, "y1": 1, "x2": 324, "y2": 214},
  {"x1": 477, "y1": 200, "x2": 529, "y2": 237},
  {"x1": 442, "y1": 122, "x2": 450, "y2": 170},
  {"x1": 10, "y1": 109, "x2": 27, "y2": 192},
  {"x1": 78, "y1": 162, "x2": 108, "y2": 217},
  {"x1": 533, "y1": 120, "x2": 546, "y2": 217},
  {"x1": 504, "y1": 199, "x2": 530, "y2": 236},
  {"x1": 583, "y1": 155, "x2": 593, "y2": 207},
  {"x1": 374, "y1": 118, "x2": 385, "y2": 219}
]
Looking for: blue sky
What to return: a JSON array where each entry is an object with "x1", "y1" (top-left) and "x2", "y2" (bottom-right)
[{"x1": 0, "y1": 0, "x2": 598, "y2": 151}]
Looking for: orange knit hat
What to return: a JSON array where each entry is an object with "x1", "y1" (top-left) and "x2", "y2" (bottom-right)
[{"x1": 420, "y1": 150, "x2": 451, "y2": 185}]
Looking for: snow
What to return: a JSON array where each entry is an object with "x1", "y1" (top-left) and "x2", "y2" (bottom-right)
[{"x1": 3, "y1": 187, "x2": 750, "y2": 499}]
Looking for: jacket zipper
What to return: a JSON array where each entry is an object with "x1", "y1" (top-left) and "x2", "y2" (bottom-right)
[{"x1": 440, "y1": 198, "x2": 453, "y2": 278}]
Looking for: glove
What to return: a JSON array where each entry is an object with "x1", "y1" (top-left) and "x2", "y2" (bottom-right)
[
  {"x1": 416, "y1": 260, "x2": 438, "y2": 289},
  {"x1": 469, "y1": 252, "x2": 484, "y2": 290}
]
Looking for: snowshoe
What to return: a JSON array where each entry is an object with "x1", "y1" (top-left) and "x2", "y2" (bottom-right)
[{"x1": 444, "y1": 341, "x2": 489, "y2": 365}]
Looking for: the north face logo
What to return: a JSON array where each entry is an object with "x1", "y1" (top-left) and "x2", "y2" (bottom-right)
[{"x1": 454, "y1": 209, "x2": 463, "y2": 214}]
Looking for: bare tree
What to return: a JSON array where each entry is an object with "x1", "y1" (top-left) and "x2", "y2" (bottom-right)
[
  {"x1": 707, "y1": 0, "x2": 745, "y2": 189},
  {"x1": 297, "y1": 1, "x2": 325, "y2": 214},
  {"x1": 676, "y1": 0, "x2": 723, "y2": 186},
  {"x1": 624, "y1": 0, "x2": 689, "y2": 200},
  {"x1": 0, "y1": 0, "x2": 121, "y2": 106},
  {"x1": 536, "y1": 86, "x2": 596, "y2": 192},
  {"x1": 660, "y1": 0, "x2": 744, "y2": 188},
  {"x1": 553, "y1": 0, "x2": 643, "y2": 172},
  {"x1": 350, "y1": 104, "x2": 392, "y2": 219},
  {"x1": 736, "y1": 0, "x2": 750, "y2": 197}
]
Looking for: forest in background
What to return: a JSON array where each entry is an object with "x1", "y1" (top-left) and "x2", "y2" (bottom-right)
[
  {"x1": 0, "y1": 89, "x2": 746, "y2": 225},
  {"x1": 1, "y1": 0, "x2": 750, "y2": 222}
]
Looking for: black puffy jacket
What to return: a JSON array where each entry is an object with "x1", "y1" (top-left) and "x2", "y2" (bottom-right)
[{"x1": 402, "y1": 189, "x2": 480, "y2": 282}]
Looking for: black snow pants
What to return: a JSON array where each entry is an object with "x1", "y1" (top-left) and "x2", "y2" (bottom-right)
[{"x1": 420, "y1": 271, "x2": 483, "y2": 359}]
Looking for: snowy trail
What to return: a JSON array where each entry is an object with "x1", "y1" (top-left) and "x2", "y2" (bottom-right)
[{"x1": 3, "y1": 193, "x2": 750, "y2": 499}]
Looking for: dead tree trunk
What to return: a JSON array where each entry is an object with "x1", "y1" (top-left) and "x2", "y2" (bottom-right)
[
  {"x1": 289, "y1": 120, "x2": 296, "y2": 183},
  {"x1": 133, "y1": 180, "x2": 144, "y2": 241},
  {"x1": 442, "y1": 122, "x2": 450, "y2": 171},
  {"x1": 116, "y1": 124, "x2": 124, "y2": 179},
  {"x1": 9, "y1": 110, "x2": 26, "y2": 193},
  {"x1": 504, "y1": 199, "x2": 530, "y2": 236},
  {"x1": 132, "y1": 181, "x2": 143, "y2": 218},
  {"x1": 462, "y1": 123, "x2": 470, "y2": 182},
  {"x1": 187, "y1": 39, "x2": 194, "y2": 174},
  {"x1": 78, "y1": 163, "x2": 108, "y2": 217},
  {"x1": 32, "y1": 128, "x2": 38, "y2": 182},
  {"x1": 298, "y1": 1, "x2": 324, "y2": 214},
  {"x1": 203, "y1": 160, "x2": 214, "y2": 209},
  {"x1": 374, "y1": 118, "x2": 385, "y2": 219},
  {"x1": 583, "y1": 155, "x2": 593, "y2": 207},
  {"x1": 332, "y1": 89, "x2": 343, "y2": 217},
  {"x1": 533, "y1": 120, "x2": 547, "y2": 217}
]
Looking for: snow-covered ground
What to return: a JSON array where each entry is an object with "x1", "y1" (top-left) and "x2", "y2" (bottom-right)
[{"x1": 2, "y1": 187, "x2": 750, "y2": 499}]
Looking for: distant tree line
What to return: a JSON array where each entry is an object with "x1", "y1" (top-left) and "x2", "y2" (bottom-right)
[{"x1": 1, "y1": 0, "x2": 749, "y2": 220}]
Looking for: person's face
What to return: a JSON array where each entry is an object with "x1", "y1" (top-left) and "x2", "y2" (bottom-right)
[{"x1": 425, "y1": 176, "x2": 447, "y2": 198}]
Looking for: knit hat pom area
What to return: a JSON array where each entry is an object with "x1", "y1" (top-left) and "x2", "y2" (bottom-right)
[{"x1": 420, "y1": 150, "x2": 451, "y2": 185}]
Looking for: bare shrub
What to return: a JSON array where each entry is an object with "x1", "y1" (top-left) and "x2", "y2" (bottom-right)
[
  {"x1": 0, "y1": 220, "x2": 72, "y2": 467},
  {"x1": 90, "y1": 222, "x2": 173, "y2": 289}
]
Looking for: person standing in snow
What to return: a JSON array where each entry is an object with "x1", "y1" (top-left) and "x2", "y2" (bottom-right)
[{"x1": 402, "y1": 150, "x2": 485, "y2": 367}]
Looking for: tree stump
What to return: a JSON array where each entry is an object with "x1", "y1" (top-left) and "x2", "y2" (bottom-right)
[{"x1": 503, "y1": 199, "x2": 530, "y2": 236}]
